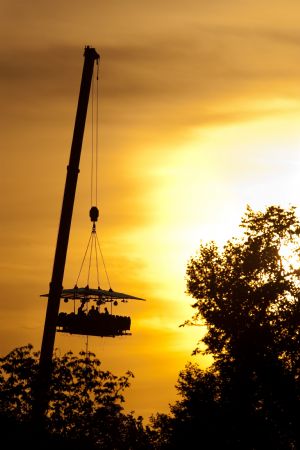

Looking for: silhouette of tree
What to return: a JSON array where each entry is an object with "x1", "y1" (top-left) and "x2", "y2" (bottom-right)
[
  {"x1": 149, "y1": 363, "x2": 227, "y2": 449},
  {"x1": 0, "y1": 344, "x2": 151, "y2": 449},
  {"x1": 151, "y1": 206, "x2": 300, "y2": 449}
]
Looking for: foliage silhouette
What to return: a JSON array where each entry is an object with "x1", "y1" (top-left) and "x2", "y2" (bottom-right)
[
  {"x1": 0, "y1": 344, "x2": 151, "y2": 449},
  {"x1": 151, "y1": 205, "x2": 300, "y2": 449}
]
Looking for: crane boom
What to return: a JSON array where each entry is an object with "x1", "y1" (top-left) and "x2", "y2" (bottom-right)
[{"x1": 33, "y1": 46, "x2": 99, "y2": 423}]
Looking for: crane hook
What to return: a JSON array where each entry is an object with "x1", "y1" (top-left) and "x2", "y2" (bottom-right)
[{"x1": 90, "y1": 206, "x2": 99, "y2": 223}]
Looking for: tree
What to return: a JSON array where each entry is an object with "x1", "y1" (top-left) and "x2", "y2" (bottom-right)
[
  {"x1": 149, "y1": 363, "x2": 226, "y2": 450},
  {"x1": 152, "y1": 205, "x2": 300, "y2": 449},
  {"x1": 0, "y1": 344, "x2": 151, "y2": 449}
]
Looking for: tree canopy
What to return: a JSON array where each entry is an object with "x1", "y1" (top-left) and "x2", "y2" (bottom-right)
[
  {"x1": 187, "y1": 205, "x2": 300, "y2": 366},
  {"x1": 0, "y1": 345, "x2": 150, "y2": 449},
  {"x1": 152, "y1": 205, "x2": 300, "y2": 449}
]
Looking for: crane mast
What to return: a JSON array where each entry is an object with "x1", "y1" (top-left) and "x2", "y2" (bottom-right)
[{"x1": 34, "y1": 46, "x2": 99, "y2": 422}]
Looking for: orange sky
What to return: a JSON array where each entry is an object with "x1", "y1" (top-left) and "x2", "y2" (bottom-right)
[{"x1": 2, "y1": 0, "x2": 300, "y2": 420}]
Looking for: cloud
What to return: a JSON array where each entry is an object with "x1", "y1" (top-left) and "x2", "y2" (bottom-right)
[{"x1": 2, "y1": 17, "x2": 300, "y2": 145}]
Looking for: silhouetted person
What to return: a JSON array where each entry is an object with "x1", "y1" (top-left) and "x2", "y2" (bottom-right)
[
  {"x1": 104, "y1": 307, "x2": 109, "y2": 315},
  {"x1": 88, "y1": 305, "x2": 99, "y2": 319},
  {"x1": 78, "y1": 301, "x2": 86, "y2": 317}
]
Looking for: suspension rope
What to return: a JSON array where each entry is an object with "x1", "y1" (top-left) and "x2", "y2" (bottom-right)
[
  {"x1": 87, "y1": 230, "x2": 95, "y2": 286},
  {"x1": 95, "y1": 232, "x2": 111, "y2": 289},
  {"x1": 75, "y1": 232, "x2": 93, "y2": 287},
  {"x1": 90, "y1": 62, "x2": 99, "y2": 208},
  {"x1": 74, "y1": 60, "x2": 112, "y2": 291},
  {"x1": 96, "y1": 60, "x2": 99, "y2": 207},
  {"x1": 94, "y1": 232, "x2": 100, "y2": 288},
  {"x1": 91, "y1": 70, "x2": 94, "y2": 207}
]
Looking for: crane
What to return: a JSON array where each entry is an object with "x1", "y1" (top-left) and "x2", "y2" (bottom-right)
[
  {"x1": 33, "y1": 46, "x2": 99, "y2": 424},
  {"x1": 33, "y1": 45, "x2": 145, "y2": 428}
]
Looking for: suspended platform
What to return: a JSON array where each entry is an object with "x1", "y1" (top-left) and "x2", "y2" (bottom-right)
[
  {"x1": 56, "y1": 312, "x2": 131, "y2": 337},
  {"x1": 42, "y1": 286, "x2": 145, "y2": 302},
  {"x1": 41, "y1": 286, "x2": 145, "y2": 337}
]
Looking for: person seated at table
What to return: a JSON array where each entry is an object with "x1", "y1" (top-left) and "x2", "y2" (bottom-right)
[
  {"x1": 88, "y1": 305, "x2": 100, "y2": 319},
  {"x1": 78, "y1": 301, "x2": 86, "y2": 317}
]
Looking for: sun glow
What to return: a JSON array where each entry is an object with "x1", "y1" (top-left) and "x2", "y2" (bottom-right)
[
  {"x1": 4, "y1": 1, "x2": 300, "y2": 421},
  {"x1": 95, "y1": 107, "x2": 300, "y2": 364},
  {"x1": 54, "y1": 101, "x2": 300, "y2": 404},
  {"x1": 279, "y1": 242, "x2": 300, "y2": 272}
]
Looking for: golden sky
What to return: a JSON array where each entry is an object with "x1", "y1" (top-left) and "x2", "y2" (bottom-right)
[{"x1": 2, "y1": 0, "x2": 300, "y2": 420}]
